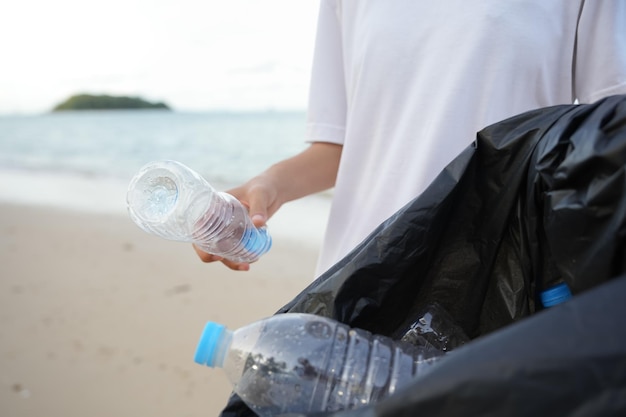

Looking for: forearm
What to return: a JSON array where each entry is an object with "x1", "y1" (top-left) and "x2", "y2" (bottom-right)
[
  {"x1": 199, "y1": 142, "x2": 341, "y2": 268},
  {"x1": 261, "y1": 141, "x2": 342, "y2": 204}
]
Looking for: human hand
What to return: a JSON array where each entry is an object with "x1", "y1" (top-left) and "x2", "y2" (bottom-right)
[
  {"x1": 192, "y1": 245, "x2": 251, "y2": 271},
  {"x1": 193, "y1": 176, "x2": 281, "y2": 271},
  {"x1": 193, "y1": 142, "x2": 341, "y2": 271}
]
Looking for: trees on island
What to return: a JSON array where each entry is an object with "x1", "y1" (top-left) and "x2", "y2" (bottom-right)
[{"x1": 53, "y1": 94, "x2": 170, "y2": 111}]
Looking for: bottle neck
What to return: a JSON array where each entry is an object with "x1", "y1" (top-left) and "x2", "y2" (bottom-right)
[{"x1": 213, "y1": 329, "x2": 233, "y2": 368}]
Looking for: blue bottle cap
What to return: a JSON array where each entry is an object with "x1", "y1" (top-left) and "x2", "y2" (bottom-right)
[
  {"x1": 243, "y1": 228, "x2": 272, "y2": 255},
  {"x1": 540, "y1": 283, "x2": 572, "y2": 307},
  {"x1": 194, "y1": 322, "x2": 225, "y2": 367}
]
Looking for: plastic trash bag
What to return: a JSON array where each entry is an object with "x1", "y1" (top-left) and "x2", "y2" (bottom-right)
[{"x1": 219, "y1": 95, "x2": 626, "y2": 416}]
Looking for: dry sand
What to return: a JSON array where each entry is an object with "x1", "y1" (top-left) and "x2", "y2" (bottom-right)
[{"x1": 0, "y1": 202, "x2": 320, "y2": 417}]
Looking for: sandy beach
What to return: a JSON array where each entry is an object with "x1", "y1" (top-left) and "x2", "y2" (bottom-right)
[{"x1": 0, "y1": 201, "x2": 323, "y2": 417}]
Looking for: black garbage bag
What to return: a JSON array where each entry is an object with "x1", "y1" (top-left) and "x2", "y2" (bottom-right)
[
  {"x1": 333, "y1": 275, "x2": 626, "y2": 417},
  {"x1": 219, "y1": 94, "x2": 626, "y2": 416}
]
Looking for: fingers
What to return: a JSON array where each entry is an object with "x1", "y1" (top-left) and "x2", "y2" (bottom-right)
[
  {"x1": 250, "y1": 213, "x2": 267, "y2": 228},
  {"x1": 221, "y1": 259, "x2": 251, "y2": 271},
  {"x1": 237, "y1": 201, "x2": 265, "y2": 228},
  {"x1": 247, "y1": 192, "x2": 270, "y2": 228},
  {"x1": 228, "y1": 176, "x2": 280, "y2": 228},
  {"x1": 192, "y1": 244, "x2": 251, "y2": 271},
  {"x1": 193, "y1": 243, "x2": 218, "y2": 262}
]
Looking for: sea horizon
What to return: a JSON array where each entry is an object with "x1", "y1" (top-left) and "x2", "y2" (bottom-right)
[
  {"x1": 0, "y1": 110, "x2": 331, "y2": 244},
  {"x1": 0, "y1": 109, "x2": 308, "y2": 181}
]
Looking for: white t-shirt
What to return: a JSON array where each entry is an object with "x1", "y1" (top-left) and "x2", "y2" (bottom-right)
[{"x1": 306, "y1": 0, "x2": 626, "y2": 276}]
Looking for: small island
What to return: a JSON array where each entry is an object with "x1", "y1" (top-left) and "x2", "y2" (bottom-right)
[{"x1": 52, "y1": 94, "x2": 171, "y2": 111}]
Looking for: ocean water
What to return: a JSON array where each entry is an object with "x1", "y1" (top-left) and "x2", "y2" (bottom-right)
[
  {"x1": 0, "y1": 110, "x2": 309, "y2": 185},
  {"x1": 0, "y1": 110, "x2": 330, "y2": 242}
]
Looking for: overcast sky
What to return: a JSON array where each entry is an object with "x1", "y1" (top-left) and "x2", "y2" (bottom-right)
[{"x1": 0, "y1": 0, "x2": 320, "y2": 114}]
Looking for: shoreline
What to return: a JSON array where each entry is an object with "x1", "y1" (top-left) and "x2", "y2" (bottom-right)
[
  {"x1": 0, "y1": 197, "x2": 323, "y2": 416},
  {"x1": 0, "y1": 167, "x2": 331, "y2": 250}
]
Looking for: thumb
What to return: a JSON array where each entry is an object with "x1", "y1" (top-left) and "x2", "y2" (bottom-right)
[{"x1": 247, "y1": 192, "x2": 270, "y2": 228}]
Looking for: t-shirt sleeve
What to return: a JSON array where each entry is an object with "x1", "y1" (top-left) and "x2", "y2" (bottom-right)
[
  {"x1": 575, "y1": 1, "x2": 626, "y2": 103},
  {"x1": 305, "y1": 0, "x2": 347, "y2": 145}
]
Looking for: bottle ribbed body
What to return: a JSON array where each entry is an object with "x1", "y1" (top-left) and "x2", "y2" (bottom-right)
[
  {"x1": 126, "y1": 160, "x2": 271, "y2": 263},
  {"x1": 195, "y1": 313, "x2": 444, "y2": 416}
]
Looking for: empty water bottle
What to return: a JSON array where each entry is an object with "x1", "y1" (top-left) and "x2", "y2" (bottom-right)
[
  {"x1": 126, "y1": 160, "x2": 271, "y2": 263},
  {"x1": 194, "y1": 313, "x2": 445, "y2": 416}
]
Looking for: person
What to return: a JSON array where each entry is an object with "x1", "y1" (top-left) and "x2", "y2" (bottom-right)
[{"x1": 195, "y1": 0, "x2": 626, "y2": 277}]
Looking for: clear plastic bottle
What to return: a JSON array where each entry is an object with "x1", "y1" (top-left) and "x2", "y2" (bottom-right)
[
  {"x1": 126, "y1": 160, "x2": 272, "y2": 263},
  {"x1": 194, "y1": 313, "x2": 445, "y2": 416}
]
